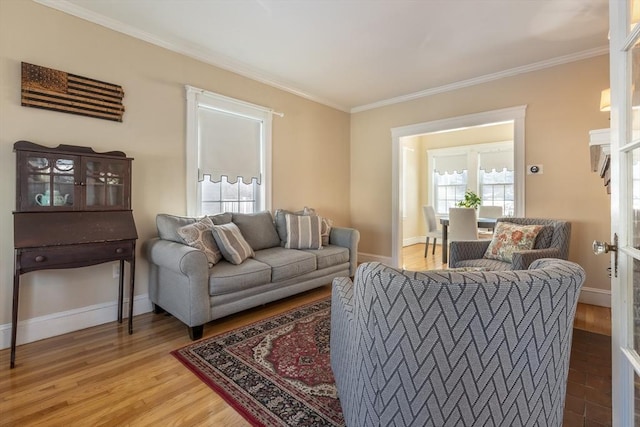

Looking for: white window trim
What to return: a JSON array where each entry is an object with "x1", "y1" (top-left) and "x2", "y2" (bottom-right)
[{"x1": 185, "y1": 85, "x2": 272, "y2": 216}]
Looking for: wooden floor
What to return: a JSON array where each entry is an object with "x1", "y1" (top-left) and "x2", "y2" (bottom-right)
[{"x1": 0, "y1": 243, "x2": 611, "y2": 426}]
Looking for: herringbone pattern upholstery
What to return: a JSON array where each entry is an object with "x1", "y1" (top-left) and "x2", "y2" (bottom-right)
[
  {"x1": 331, "y1": 259, "x2": 585, "y2": 427},
  {"x1": 449, "y1": 218, "x2": 571, "y2": 271}
]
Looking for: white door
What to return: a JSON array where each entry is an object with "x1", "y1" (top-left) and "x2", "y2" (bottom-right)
[{"x1": 609, "y1": 1, "x2": 640, "y2": 425}]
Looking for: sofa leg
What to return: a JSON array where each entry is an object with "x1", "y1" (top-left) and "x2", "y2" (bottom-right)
[
  {"x1": 188, "y1": 325, "x2": 204, "y2": 340},
  {"x1": 152, "y1": 303, "x2": 165, "y2": 314}
]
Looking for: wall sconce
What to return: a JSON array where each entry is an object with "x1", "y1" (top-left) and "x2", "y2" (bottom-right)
[{"x1": 600, "y1": 88, "x2": 611, "y2": 112}]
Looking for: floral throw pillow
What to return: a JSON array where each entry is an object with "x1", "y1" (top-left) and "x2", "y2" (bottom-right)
[
  {"x1": 177, "y1": 216, "x2": 222, "y2": 267},
  {"x1": 483, "y1": 222, "x2": 544, "y2": 263}
]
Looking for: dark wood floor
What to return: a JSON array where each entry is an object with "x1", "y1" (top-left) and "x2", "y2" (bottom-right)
[{"x1": 564, "y1": 329, "x2": 612, "y2": 427}]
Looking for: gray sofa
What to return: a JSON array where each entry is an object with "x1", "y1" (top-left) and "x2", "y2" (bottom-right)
[
  {"x1": 331, "y1": 259, "x2": 585, "y2": 427},
  {"x1": 147, "y1": 211, "x2": 359, "y2": 339}
]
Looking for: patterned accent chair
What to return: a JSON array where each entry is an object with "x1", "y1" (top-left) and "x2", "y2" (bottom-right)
[
  {"x1": 448, "y1": 217, "x2": 571, "y2": 271},
  {"x1": 331, "y1": 260, "x2": 585, "y2": 427}
]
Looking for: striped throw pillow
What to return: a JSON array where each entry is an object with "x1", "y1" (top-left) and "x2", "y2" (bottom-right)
[
  {"x1": 285, "y1": 214, "x2": 322, "y2": 249},
  {"x1": 211, "y1": 222, "x2": 255, "y2": 265}
]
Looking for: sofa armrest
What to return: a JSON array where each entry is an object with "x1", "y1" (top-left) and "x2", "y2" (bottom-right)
[
  {"x1": 512, "y1": 248, "x2": 562, "y2": 270},
  {"x1": 146, "y1": 237, "x2": 211, "y2": 327},
  {"x1": 147, "y1": 237, "x2": 209, "y2": 276},
  {"x1": 448, "y1": 240, "x2": 491, "y2": 267},
  {"x1": 330, "y1": 227, "x2": 360, "y2": 276}
]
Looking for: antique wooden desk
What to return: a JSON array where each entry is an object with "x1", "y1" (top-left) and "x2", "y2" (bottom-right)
[{"x1": 11, "y1": 141, "x2": 137, "y2": 368}]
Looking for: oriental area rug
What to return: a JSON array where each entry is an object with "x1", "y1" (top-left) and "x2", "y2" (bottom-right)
[{"x1": 171, "y1": 297, "x2": 345, "y2": 427}]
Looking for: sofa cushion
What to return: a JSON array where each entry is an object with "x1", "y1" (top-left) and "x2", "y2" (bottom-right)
[
  {"x1": 177, "y1": 216, "x2": 222, "y2": 267},
  {"x1": 212, "y1": 222, "x2": 255, "y2": 265},
  {"x1": 274, "y1": 209, "x2": 295, "y2": 246},
  {"x1": 157, "y1": 214, "x2": 196, "y2": 243},
  {"x1": 302, "y1": 245, "x2": 349, "y2": 270},
  {"x1": 285, "y1": 214, "x2": 322, "y2": 249},
  {"x1": 209, "y1": 212, "x2": 233, "y2": 225},
  {"x1": 253, "y1": 247, "x2": 317, "y2": 282},
  {"x1": 232, "y1": 211, "x2": 281, "y2": 251},
  {"x1": 484, "y1": 222, "x2": 544, "y2": 263},
  {"x1": 449, "y1": 259, "x2": 510, "y2": 270},
  {"x1": 209, "y1": 259, "x2": 272, "y2": 295}
]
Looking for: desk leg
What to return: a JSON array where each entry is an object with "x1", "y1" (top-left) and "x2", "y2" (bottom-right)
[
  {"x1": 442, "y1": 224, "x2": 448, "y2": 264},
  {"x1": 117, "y1": 259, "x2": 124, "y2": 323},
  {"x1": 11, "y1": 269, "x2": 20, "y2": 369},
  {"x1": 128, "y1": 257, "x2": 135, "y2": 335}
]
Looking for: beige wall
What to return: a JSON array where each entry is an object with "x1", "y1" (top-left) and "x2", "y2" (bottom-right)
[
  {"x1": 0, "y1": 2, "x2": 350, "y2": 327},
  {"x1": 351, "y1": 54, "x2": 612, "y2": 292}
]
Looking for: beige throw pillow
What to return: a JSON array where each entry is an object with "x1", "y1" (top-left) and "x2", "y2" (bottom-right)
[{"x1": 177, "y1": 216, "x2": 222, "y2": 267}]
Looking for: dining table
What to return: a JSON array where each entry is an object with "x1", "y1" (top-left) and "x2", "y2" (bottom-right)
[{"x1": 439, "y1": 216, "x2": 498, "y2": 264}]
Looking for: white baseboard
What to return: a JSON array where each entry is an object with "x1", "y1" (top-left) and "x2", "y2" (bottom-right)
[
  {"x1": 358, "y1": 252, "x2": 393, "y2": 265},
  {"x1": 0, "y1": 294, "x2": 153, "y2": 350},
  {"x1": 403, "y1": 236, "x2": 442, "y2": 247},
  {"x1": 578, "y1": 286, "x2": 611, "y2": 308},
  {"x1": 403, "y1": 236, "x2": 424, "y2": 247}
]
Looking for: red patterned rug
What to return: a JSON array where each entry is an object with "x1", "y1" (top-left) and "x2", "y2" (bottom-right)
[{"x1": 171, "y1": 297, "x2": 344, "y2": 426}]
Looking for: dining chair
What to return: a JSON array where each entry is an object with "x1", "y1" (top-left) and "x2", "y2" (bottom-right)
[
  {"x1": 478, "y1": 205, "x2": 503, "y2": 238},
  {"x1": 448, "y1": 207, "x2": 478, "y2": 242},
  {"x1": 422, "y1": 205, "x2": 442, "y2": 257}
]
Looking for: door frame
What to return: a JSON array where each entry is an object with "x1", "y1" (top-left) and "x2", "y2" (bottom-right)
[
  {"x1": 609, "y1": 1, "x2": 640, "y2": 424},
  {"x1": 390, "y1": 105, "x2": 527, "y2": 268}
]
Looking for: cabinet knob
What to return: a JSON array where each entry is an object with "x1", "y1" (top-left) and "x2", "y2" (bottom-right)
[
  {"x1": 34, "y1": 255, "x2": 46, "y2": 262},
  {"x1": 115, "y1": 248, "x2": 124, "y2": 254}
]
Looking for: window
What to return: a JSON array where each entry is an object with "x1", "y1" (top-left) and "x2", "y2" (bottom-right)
[
  {"x1": 428, "y1": 141, "x2": 513, "y2": 215},
  {"x1": 434, "y1": 171, "x2": 468, "y2": 214},
  {"x1": 480, "y1": 169, "x2": 515, "y2": 216},
  {"x1": 185, "y1": 86, "x2": 272, "y2": 216}
]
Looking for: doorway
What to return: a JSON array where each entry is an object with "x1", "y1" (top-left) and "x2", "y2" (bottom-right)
[{"x1": 390, "y1": 106, "x2": 527, "y2": 268}]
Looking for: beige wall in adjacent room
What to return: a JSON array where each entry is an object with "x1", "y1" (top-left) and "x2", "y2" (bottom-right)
[
  {"x1": 0, "y1": 1, "x2": 350, "y2": 330},
  {"x1": 351, "y1": 54, "x2": 612, "y2": 292}
]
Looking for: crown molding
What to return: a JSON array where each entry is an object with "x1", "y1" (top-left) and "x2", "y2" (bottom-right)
[
  {"x1": 32, "y1": 0, "x2": 351, "y2": 113},
  {"x1": 34, "y1": 0, "x2": 608, "y2": 115},
  {"x1": 351, "y1": 46, "x2": 610, "y2": 113}
]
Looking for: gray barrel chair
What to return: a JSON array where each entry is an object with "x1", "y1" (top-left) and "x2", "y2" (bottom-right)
[
  {"x1": 448, "y1": 217, "x2": 571, "y2": 270},
  {"x1": 331, "y1": 259, "x2": 585, "y2": 427}
]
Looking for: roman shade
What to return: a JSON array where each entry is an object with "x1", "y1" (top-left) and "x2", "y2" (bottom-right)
[
  {"x1": 479, "y1": 149, "x2": 513, "y2": 172},
  {"x1": 433, "y1": 153, "x2": 467, "y2": 174},
  {"x1": 198, "y1": 106, "x2": 262, "y2": 183}
]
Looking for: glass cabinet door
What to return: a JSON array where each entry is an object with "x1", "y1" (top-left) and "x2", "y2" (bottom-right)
[
  {"x1": 20, "y1": 153, "x2": 78, "y2": 211},
  {"x1": 83, "y1": 157, "x2": 130, "y2": 210}
]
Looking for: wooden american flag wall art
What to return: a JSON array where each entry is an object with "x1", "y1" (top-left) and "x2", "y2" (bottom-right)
[{"x1": 21, "y1": 62, "x2": 125, "y2": 122}]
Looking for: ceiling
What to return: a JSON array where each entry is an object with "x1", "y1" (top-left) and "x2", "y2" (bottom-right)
[{"x1": 36, "y1": 0, "x2": 610, "y2": 112}]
